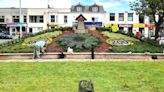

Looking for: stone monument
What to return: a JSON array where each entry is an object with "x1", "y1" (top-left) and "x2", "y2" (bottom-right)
[
  {"x1": 78, "y1": 80, "x2": 94, "y2": 92},
  {"x1": 75, "y1": 14, "x2": 87, "y2": 33}
]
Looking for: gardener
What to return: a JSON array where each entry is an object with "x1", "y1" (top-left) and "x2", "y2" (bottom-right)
[{"x1": 33, "y1": 41, "x2": 47, "y2": 59}]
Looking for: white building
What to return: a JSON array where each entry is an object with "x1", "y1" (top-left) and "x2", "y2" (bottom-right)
[
  {"x1": 105, "y1": 12, "x2": 150, "y2": 37},
  {"x1": 0, "y1": 8, "x2": 27, "y2": 35},
  {"x1": 0, "y1": 3, "x2": 150, "y2": 37}
]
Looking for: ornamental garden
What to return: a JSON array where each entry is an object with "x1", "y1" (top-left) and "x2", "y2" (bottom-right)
[
  {"x1": 0, "y1": 14, "x2": 163, "y2": 53},
  {"x1": 0, "y1": 27, "x2": 162, "y2": 53}
]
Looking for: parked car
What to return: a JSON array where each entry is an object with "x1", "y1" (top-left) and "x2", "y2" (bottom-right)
[{"x1": 0, "y1": 33, "x2": 12, "y2": 39}]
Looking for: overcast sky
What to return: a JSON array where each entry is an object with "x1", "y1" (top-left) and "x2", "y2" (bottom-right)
[{"x1": 0, "y1": 0, "x2": 135, "y2": 12}]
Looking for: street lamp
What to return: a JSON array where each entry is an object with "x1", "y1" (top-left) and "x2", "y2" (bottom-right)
[{"x1": 19, "y1": 0, "x2": 22, "y2": 38}]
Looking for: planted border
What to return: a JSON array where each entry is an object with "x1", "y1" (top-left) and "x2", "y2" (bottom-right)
[{"x1": 102, "y1": 31, "x2": 162, "y2": 53}]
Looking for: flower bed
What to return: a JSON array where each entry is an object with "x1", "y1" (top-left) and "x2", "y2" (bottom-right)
[
  {"x1": 101, "y1": 31, "x2": 162, "y2": 53},
  {"x1": 22, "y1": 31, "x2": 62, "y2": 46},
  {"x1": 0, "y1": 31, "x2": 62, "y2": 53},
  {"x1": 59, "y1": 34, "x2": 100, "y2": 52}
]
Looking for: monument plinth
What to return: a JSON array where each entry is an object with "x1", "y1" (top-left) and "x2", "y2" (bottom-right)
[{"x1": 75, "y1": 14, "x2": 87, "y2": 33}]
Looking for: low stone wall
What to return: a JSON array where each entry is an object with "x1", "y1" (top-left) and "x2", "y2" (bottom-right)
[{"x1": 0, "y1": 53, "x2": 164, "y2": 60}]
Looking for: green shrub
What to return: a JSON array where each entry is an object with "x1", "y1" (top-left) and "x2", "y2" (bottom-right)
[
  {"x1": 59, "y1": 34, "x2": 100, "y2": 52},
  {"x1": 0, "y1": 42, "x2": 33, "y2": 53},
  {"x1": 73, "y1": 34, "x2": 86, "y2": 41}
]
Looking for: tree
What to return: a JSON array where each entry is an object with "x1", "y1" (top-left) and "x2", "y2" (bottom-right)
[{"x1": 130, "y1": 0, "x2": 164, "y2": 40}]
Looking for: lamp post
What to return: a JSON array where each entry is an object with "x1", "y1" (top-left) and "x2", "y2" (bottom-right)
[
  {"x1": 47, "y1": 0, "x2": 50, "y2": 31},
  {"x1": 19, "y1": 0, "x2": 22, "y2": 38}
]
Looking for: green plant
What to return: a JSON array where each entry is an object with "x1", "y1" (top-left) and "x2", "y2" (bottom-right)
[
  {"x1": 59, "y1": 34, "x2": 100, "y2": 52},
  {"x1": 73, "y1": 34, "x2": 86, "y2": 41}
]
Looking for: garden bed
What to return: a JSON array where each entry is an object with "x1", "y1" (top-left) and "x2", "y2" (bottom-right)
[
  {"x1": 0, "y1": 29, "x2": 163, "y2": 53},
  {"x1": 102, "y1": 31, "x2": 163, "y2": 53}
]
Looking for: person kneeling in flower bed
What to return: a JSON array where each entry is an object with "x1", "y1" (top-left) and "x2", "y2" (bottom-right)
[{"x1": 33, "y1": 41, "x2": 47, "y2": 59}]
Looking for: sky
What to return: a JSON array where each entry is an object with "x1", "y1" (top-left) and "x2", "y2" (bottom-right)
[{"x1": 0, "y1": 0, "x2": 135, "y2": 12}]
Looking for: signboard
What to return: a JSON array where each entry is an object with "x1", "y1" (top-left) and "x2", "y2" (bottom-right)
[
  {"x1": 72, "y1": 22, "x2": 102, "y2": 26},
  {"x1": 133, "y1": 24, "x2": 145, "y2": 28},
  {"x1": 48, "y1": 24, "x2": 60, "y2": 27},
  {"x1": 84, "y1": 22, "x2": 102, "y2": 26},
  {"x1": 110, "y1": 40, "x2": 132, "y2": 45},
  {"x1": 119, "y1": 24, "x2": 132, "y2": 28},
  {"x1": 7, "y1": 23, "x2": 26, "y2": 27}
]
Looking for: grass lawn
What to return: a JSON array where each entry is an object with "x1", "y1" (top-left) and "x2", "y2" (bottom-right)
[{"x1": 0, "y1": 61, "x2": 164, "y2": 92}]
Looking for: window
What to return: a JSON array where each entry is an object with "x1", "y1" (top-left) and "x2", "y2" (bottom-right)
[
  {"x1": 128, "y1": 13, "x2": 133, "y2": 21},
  {"x1": 23, "y1": 16, "x2": 26, "y2": 23},
  {"x1": 39, "y1": 16, "x2": 43, "y2": 23},
  {"x1": 29, "y1": 28, "x2": 33, "y2": 33},
  {"x1": 29, "y1": 16, "x2": 44, "y2": 23},
  {"x1": 0, "y1": 16, "x2": 5, "y2": 22},
  {"x1": 119, "y1": 13, "x2": 124, "y2": 21},
  {"x1": 12, "y1": 16, "x2": 19, "y2": 23},
  {"x1": 51, "y1": 15, "x2": 55, "y2": 22},
  {"x1": 110, "y1": 13, "x2": 115, "y2": 21},
  {"x1": 51, "y1": 27, "x2": 55, "y2": 29},
  {"x1": 76, "y1": 7, "x2": 82, "y2": 12},
  {"x1": 64, "y1": 16, "x2": 67, "y2": 23},
  {"x1": 22, "y1": 27, "x2": 26, "y2": 32},
  {"x1": 139, "y1": 15, "x2": 144, "y2": 23},
  {"x1": 92, "y1": 7, "x2": 98, "y2": 12},
  {"x1": 119, "y1": 27, "x2": 124, "y2": 31}
]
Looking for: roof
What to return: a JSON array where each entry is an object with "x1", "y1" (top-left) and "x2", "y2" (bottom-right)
[
  {"x1": 75, "y1": 14, "x2": 87, "y2": 21},
  {"x1": 71, "y1": 3, "x2": 106, "y2": 13}
]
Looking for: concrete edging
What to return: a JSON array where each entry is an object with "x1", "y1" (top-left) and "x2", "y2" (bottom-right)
[{"x1": 0, "y1": 52, "x2": 164, "y2": 60}]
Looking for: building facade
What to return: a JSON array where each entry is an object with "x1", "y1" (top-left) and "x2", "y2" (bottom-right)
[{"x1": 0, "y1": 3, "x2": 150, "y2": 37}]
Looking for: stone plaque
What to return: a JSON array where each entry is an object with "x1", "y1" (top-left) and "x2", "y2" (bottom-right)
[
  {"x1": 78, "y1": 80, "x2": 94, "y2": 92},
  {"x1": 75, "y1": 14, "x2": 87, "y2": 33}
]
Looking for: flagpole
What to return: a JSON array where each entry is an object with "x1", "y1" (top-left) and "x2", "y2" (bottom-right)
[{"x1": 19, "y1": 0, "x2": 22, "y2": 38}]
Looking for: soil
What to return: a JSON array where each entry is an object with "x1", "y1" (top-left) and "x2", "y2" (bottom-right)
[{"x1": 46, "y1": 30, "x2": 111, "y2": 52}]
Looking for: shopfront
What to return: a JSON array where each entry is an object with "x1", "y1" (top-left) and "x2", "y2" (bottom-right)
[
  {"x1": 6, "y1": 23, "x2": 27, "y2": 35},
  {"x1": 0, "y1": 24, "x2": 9, "y2": 34},
  {"x1": 118, "y1": 24, "x2": 133, "y2": 33},
  {"x1": 133, "y1": 23, "x2": 145, "y2": 36}
]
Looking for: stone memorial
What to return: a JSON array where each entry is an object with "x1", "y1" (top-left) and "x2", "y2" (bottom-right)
[
  {"x1": 78, "y1": 80, "x2": 94, "y2": 92},
  {"x1": 75, "y1": 14, "x2": 87, "y2": 33}
]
